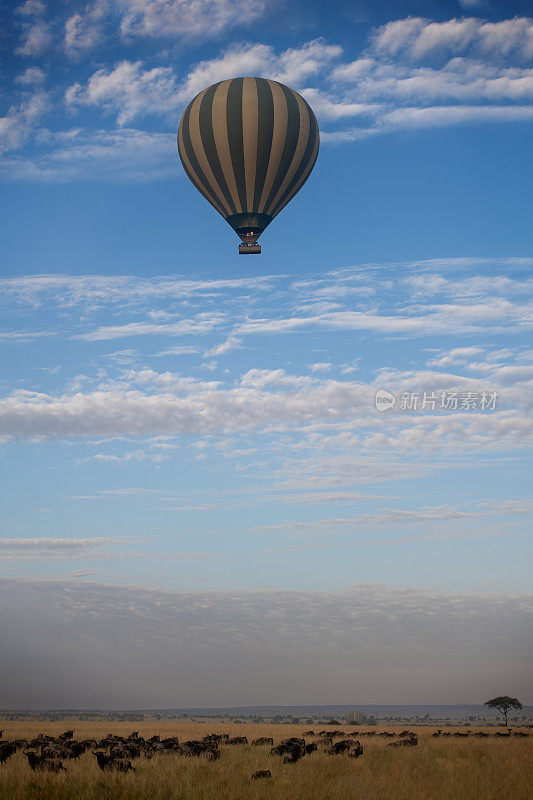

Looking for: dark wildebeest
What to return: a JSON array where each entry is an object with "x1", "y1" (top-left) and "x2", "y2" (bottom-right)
[
  {"x1": 226, "y1": 736, "x2": 247, "y2": 745},
  {"x1": 111, "y1": 744, "x2": 141, "y2": 759},
  {"x1": 271, "y1": 739, "x2": 305, "y2": 758},
  {"x1": 25, "y1": 751, "x2": 65, "y2": 772},
  {"x1": 327, "y1": 739, "x2": 354, "y2": 755},
  {"x1": 160, "y1": 737, "x2": 180, "y2": 752},
  {"x1": 388, "y1": 734, "x2": 418, "y2": 747},
  {"x1": 94, "y1": 751, "x2": 135, "y2": 772},
  {"x1": 178, "y1": 741, "x2": 203, "y2": 757},
  {"x1": 252, "y1": 769, "x2": 272, "y2": 779},
  {"x1": 348, "y1": 742, "x2": 364, "y2": 758},
  {"x1": 178, "y1": 739, "x2": 218, "y2": 758},
  {"x1": 63, "y1": 741, "x2": 86, "y2": 760},
  {"x1": 58, "y1": 730, "x2": 74, "y2": 741},
  {"x1": 273, "y1": 740, "x2": 307, "y2": 764},
  {"x1": 305, "y1": 742, "x2": 318, "y2": 754},
  {"x1": 204, "y1": 749, "x2": 221, "y2": 761},
  {"x1": 0, "y1": 743, "x2": 16, "y2": 764},
  {"x1": 203, "y1": 733, "x2": 228, "y2": 744},
  {"x1": 252, "y1": 737, "x2": 274, "y2": 746},
  {"x1": 283, "y1": 746, "x2": 305, "y2": 764}
]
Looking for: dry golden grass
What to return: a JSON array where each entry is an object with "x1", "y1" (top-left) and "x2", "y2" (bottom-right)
[{"x1": 0, "y1": 720, "x2": 531, "y2": 800}]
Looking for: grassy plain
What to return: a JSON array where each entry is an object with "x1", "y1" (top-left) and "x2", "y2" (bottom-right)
[{"x1": 0, "y1": 720, "x2": 531, "y2": 800}]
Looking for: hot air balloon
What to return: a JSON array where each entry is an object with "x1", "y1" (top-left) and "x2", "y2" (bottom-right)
[{"x1": 177, "y1": 77, "x2": 319, "y2": 254}]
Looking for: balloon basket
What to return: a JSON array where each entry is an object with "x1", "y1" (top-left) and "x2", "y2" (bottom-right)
[{"x1": 239, "y1": 244, "x2": 261, "y2": 254}]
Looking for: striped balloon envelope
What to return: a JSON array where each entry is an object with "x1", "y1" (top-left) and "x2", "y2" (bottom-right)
[{"x1": 177, "y1": 77, "x2": 320, "y2": 254}]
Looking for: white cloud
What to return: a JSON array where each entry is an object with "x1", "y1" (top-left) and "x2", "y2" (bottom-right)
[
  {"x1": 66, "y1": 60, "x2": 180, "y2": 125},
  {"x1": 87, "y1": 446, "x2": 170, "y2": 465},
  {"x1": 15, "y1": 19, "x2": 53, "y2": 56},
  {"x1": 180, "y1": 40, "x2": 341, "y2": 97},
  {"x1": 0, "y1": 92, "x2": 48, "y2": 154},
  {"x1": 177, "y1": 43, "x2": 274, "y2": 100},
  {"x1": 323, "y1": 17, "x2": 533, "y2": 139},
  {"x1": 5, "y1": 16, "x2": 533, "y2": 180},
  {"x1": 78, "y1": 312, "x2": 223, "y2": 341},
  {"x1": 205, "y1": 336, "x2": 242, "y2": 357},
  {"x1": 65, "y1": 0, "x2": 107, "y2": 56},
  {"x1": 259, "y1": 499, "x2": 533, "y2": 538},
  {"x1": 0, "y1": 363, "x2": 530, "y2": 450},
  {"x1": 300, "y1": 88, "x2": 379, "y2": 121},
  {"x1": 15, "y1": 1, "x2": 46, "y2": 16},
  {"x1": 66, "y1": 41, "x2": 342, "y2": 125},
  {"x1": 0, "y1": 273, "x2": 272, "y2": 307},
  {"x1": 271, "y1": 40, "x2": 343, "y2": 86},
  {"x1": 180, "y1": 39, "x2": 341, "y2": 102},
  {"x1": 334, "y1": 58, "x2": 533, "y2": 103},
  {"x1": 406, "y1": 273, "x2": 533, "y2": 298},
  {"x1": 0, "y1": 537, "x2": 115, "y2": 550},
  {"x1": 324, "y1": 104, "x2": 533, "y2": 141},
  {"x1": 235, "y1": 297, "x2": 533, "y2": 338},
  {"x1": 0, "y1": 259, "x2": 530, "y2": 465},
  {"x1": 372, "y1": 17, "x2": 533, "y2": 63},
  {"x1": 0, "y1": 128, "x2": 177, "y2": 182},
  {"x1": 0, "y1": 537, "x2": 126, "y2": 561},
  {"x1": 0, "y1": 329, "x2": 52, "y2": 343},
  {"x1": 427, "y1": 347, "x2": 484, "y2": 367},
  {"x1": 15, "y1": 67, "x2": 46, "y2": 86},
  {"x1": 117, "y1": 0, "x2": 268, "y2": 40},
  {"x1": 381, "y1": 104, "x2": 533, "y2": 129},
  {"x1": 260, "y1": 505, "x2": 485, "y2": 534}
]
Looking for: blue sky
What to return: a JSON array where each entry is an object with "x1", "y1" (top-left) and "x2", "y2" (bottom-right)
[{"x1": 0, "y1": 0, "x2": 532, "y2": 707}]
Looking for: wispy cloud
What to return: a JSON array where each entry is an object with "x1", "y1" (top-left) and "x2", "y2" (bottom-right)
[
  {"x1": 0, "y1": 537, "x2": 128, "y2": 561},
  {"x1": 77, "y1": 313, "x2": 224, "y2": 341},
  {"x1": 0, "y1": 129, "x2": 176, "y2": 182},
  {"x1": 0, "y1": 274, "x2": 274, "y2": 307}
]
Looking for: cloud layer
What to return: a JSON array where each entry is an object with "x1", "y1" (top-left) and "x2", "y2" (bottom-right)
[
  {"x1": 1, "y1": 578, "x2": 531, "y2": 707},
  {"x1": 2, "y1": 14, "x2": 533, "y2": 180}
]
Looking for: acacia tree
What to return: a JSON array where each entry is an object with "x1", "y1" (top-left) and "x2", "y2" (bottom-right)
[{"x1": 484, "y1": 696, "x2": 522, "y2": 727}]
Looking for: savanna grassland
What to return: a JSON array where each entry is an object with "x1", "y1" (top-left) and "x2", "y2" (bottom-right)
[{"x1": 0, "y1": 720, "x2": 531, "y2": 800}]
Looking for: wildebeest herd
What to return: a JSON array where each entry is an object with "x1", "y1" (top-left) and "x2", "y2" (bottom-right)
[{"x1": 0, "y1": 726, "x2": 528, "y2": 779}]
